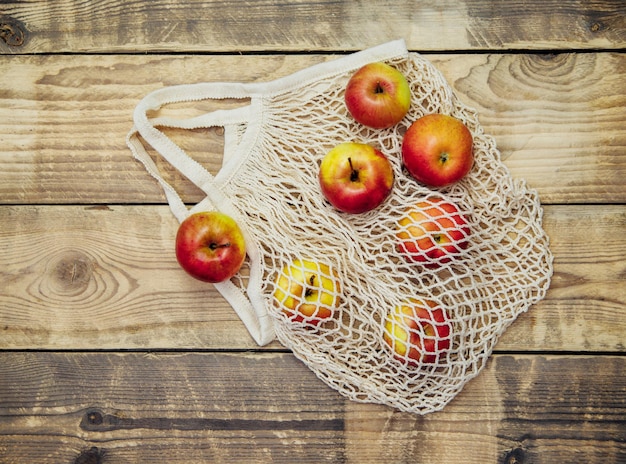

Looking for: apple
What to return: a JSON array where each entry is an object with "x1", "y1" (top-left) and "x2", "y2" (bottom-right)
[
  {"x1": 319, "y1": 142, "x2": 394, "y2": 214},
  {"x1": 175, "y1": 211, "x2": 246, "y2": 283},
  {"x1": 396, "y1": 197, "x2": 470, "y2": 266},
  {"x1": 402, "y1": 113, "x2": 474, "y2": 187},
  {"x1": 383, "y1": 299, "x2": 452, "y2": 365},
  {"x1": 345, "y1": 62, "x2": 411, "y2": 129},
  {"x1": 273, "y1": 259, "x2": 341, "y2": 325}
]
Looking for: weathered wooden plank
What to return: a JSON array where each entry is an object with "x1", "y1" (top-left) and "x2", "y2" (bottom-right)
[
  {"x1": 0, "y1": 52, "x2": 624, "y2": 205},
  {"x1": 434, "y1": 52, "x2": 626, "y2": 204},
  {"x1": 0, "y1": 351, "x2": 347, "y2": 463},
  {"x1": 1, "y1": 204, "x2": 624, "y2": 351},
  {"x1": 344, "y1": 355, "x2": 626, "y2": 463},
  {"x1": 0, "y1": 0, "x2": 624, "y2": 54},
  {"x1": 0, "y1": 352, "x2": 624, "y2": 463}
]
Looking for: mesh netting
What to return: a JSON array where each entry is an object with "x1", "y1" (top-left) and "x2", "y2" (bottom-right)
[
  {"x1": 129, "y1": 43, "x2": 553, "y2": 414},
  {"x1": 224, "y1": 54, "x2": 552, "y2": 414}
]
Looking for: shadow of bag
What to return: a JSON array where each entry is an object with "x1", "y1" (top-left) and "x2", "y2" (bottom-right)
[{"x1": 127, "y1": 40, "x2": 553, "y2": 414}]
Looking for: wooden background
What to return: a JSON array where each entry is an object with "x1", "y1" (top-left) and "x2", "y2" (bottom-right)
[{"x1": 1, "y1": 1, "x2": 625, "y2": 463}]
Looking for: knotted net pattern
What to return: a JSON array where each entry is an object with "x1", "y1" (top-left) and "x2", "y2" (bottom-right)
[{"x1": 223, "y1": 53, "x2": 553, "y2": 414}]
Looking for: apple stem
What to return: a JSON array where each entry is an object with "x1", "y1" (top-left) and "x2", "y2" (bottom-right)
[
  {"x1": 209, "y1": 242, "x2": 231, "y2": 250},
  {"x1": 375, "y1": 82, "x2": 384, "y2": 94},
  {"x1": 348, "y1": 157, "x2": 359, "y2": 182},
  {"x1": 304, "y1": 275, "x2": 316, "y2": 297}
]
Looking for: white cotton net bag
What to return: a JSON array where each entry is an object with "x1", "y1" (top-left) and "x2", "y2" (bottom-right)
[{"x1": 127, "y1": 40, "x2": 553, "y2": 414}]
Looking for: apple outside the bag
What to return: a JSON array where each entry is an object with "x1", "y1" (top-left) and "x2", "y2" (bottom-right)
[{"x1": 175, "y1": 211, "x2": 246, "y2": 284}]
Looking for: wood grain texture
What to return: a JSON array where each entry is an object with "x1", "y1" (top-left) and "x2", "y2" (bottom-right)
[
  {"x1": 0, "y1": 0, "x2": 624, "y2": 53},
  {"x1": 0, "y1": 352, "x2": 624, "y2": 463},
  {"x1": 1, "y1": 204, "x2": 624, "y2": 351},
  {"x1": 0, "y1": 52, "x2": 624, "y2": 205}
]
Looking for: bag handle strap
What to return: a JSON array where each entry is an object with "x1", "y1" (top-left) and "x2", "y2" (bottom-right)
[
  {"x1": 126, "y1": 85, "x2": 276, "y2": 347},
  {"x1": 128, "y1": 37, "x2": 410, "y2": 205}
]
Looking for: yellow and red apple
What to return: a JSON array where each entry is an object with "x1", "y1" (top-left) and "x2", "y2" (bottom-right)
[
  {"x1": 175, "y1": 211, "x2": 246, "y2": 283},
  {"x1": 396, "y1": 197, "x2": 470, "y2": 266},
  {"x1": 345, "y1": 62, "x2": 411, "y2": 129},
  {"x1": 402, "y1": 113, "x2": 474, "y2": 187},
  {"x1": 273, "y1": 259, "x2": 341, "y2": 325},
  {"x1": 319, "y1": 142, "x2": 394, "y2": 214},
  {"x1": 383, "y1": 299, "x2": 452, "y2": 365}
]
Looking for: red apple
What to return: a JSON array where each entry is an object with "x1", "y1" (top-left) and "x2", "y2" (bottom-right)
[
  {"x1": 273, "y1": 259, "x2": 341, "y2": 325},
  {"x1": 402, "y1": 113, "x2": 474, "y2": 187},
  {"x1": 345, "y1": 62, "x2": 411, "y2": 129},
  {"x1": 319, "y1": 142, "x2": 394, "y2": 214},
  {"x1": 396, "y1": 197, "x2": 470, "y2": 266},
  {"x1": 175, "y1": 211, "x2": 246, "y2": 283},
  {"x1": 383, "y1": 299, "x2": 452, "y2": 365}
]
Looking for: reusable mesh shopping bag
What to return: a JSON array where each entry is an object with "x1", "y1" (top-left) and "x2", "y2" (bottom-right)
[{"x1": 127, "y1": 40, "x2": 553, "y2": 414}]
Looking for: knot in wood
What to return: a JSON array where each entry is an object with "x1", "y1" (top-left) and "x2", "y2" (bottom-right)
[
  {"x1": 0, "y1": 15, "x2": 27, "y2": 47},
  {"x1": 50, "y1": 250, "x2": 94, "y2": 293},
  {"x1": 588, "y1": 19, "x2": 606, "y2": 33},
  {"x1": 74, "y1": 446, "x2": 105, "y2": 464},
  {"x1": 503, "y1": 447, "x2": 525, "y2": 464},
  {"x1": 86, "y1": 410, "x2": 103, "y2": 425}
]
